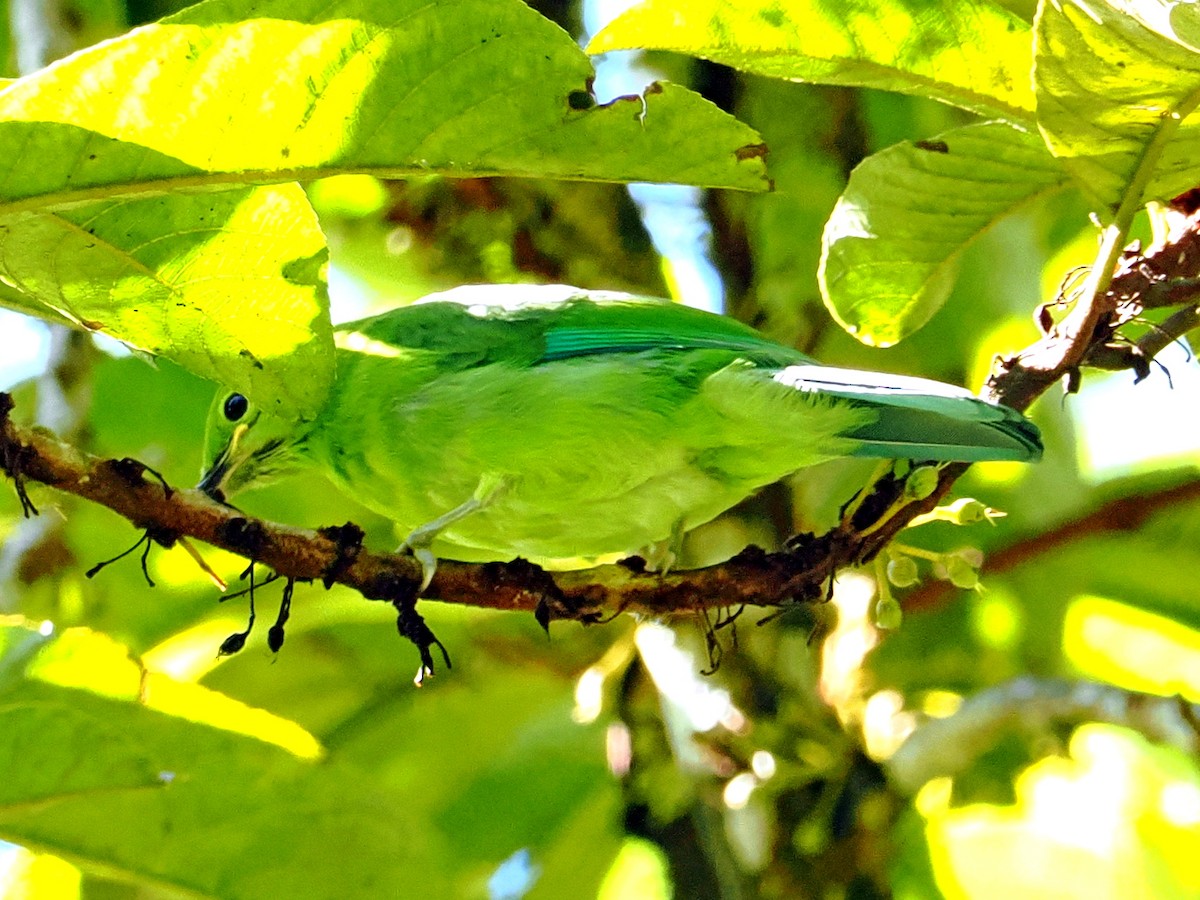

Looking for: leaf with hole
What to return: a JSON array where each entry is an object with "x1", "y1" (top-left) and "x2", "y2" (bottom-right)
[{"x1": 588, "y1": 0, "x2": 1034, "y2": 121}]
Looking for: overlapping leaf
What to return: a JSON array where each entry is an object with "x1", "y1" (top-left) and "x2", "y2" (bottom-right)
[
  {"x1": 820, "y1": 122, "x2": 1070, "y2": 346},
  {"x1": 588, "y1": 0, "x2": 1034, "y2": 121},
  {"x1": 1035, "y1": 0, "x2": 1200, "y2": 215},
  {"x1": 0, "y1": 186, "x2": 331, "y2": 415},
  {"x1": 0, "y1": 0, "x2": 767, "y2": 413},
  {"x1": 0, "y1": 0, "x2": 766, "y2": 205}
]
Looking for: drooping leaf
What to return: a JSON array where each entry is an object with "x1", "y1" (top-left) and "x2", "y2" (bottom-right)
[
  {"x1": 0, "y1": 185, "x2": 332, "y2": 414},
  {"x1": 0, "y1": 0, "x2": 767, "y2": 204},
  {"x1": 1035, "y1": 0, "x2": 1200, "y2": 215},
  {"x1": 0, "y1": 0, "x2": 767, "y2": 412},
  {"x1": 588, "y1": 0, "x2": 1035, "y2": 122},
  {"x1": 820, "y1": 121, "x2": 1070, "y2": 346}
]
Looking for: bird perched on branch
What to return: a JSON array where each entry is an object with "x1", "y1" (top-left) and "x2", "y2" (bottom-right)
[{"x1": 199, "y1": 284, "x2": 1040, "y2": 586}]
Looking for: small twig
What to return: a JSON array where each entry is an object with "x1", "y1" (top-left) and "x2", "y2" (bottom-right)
[
  {"x1": 901, "y1": 475, "x2": 1200, "y2": 614},
  {"x1": 1085, "y1": 304, "x2": 1200, "y2": 380},
  {"x1": 85, "y1": 531, "x2": 155, "y2": 587}
]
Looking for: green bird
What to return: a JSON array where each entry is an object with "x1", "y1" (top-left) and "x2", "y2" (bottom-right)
[{"x1": 198, "y1": 285, "x2": 1040, "y2": 585}]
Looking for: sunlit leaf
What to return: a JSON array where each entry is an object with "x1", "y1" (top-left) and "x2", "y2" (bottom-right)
[
  {"x1": 0, "y1": 185, "x2": 332, "y2": 414},
  {"x1": 588, "y1": 0, "x2": 1034, "y2": 121},
  {"x1": 820, "y1": 121, "x2": 1070, "y2": 346},
  {"x1": 1035, "y1": 0, "x2": 1200, "y2": 214},
  {"x1": 0, "y1": 0, "x2": 767, "y2": 204},
  {"x1": 0, "y1": 681, "x2": 456, "y2": 897},
  {"x1": 0, "y1": 0, "x2": 767, "y2": 410}
]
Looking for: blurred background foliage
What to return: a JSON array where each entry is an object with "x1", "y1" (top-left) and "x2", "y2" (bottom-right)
[{"x1": 1, "y1": 0, "x2": 1199, "y2": 898}]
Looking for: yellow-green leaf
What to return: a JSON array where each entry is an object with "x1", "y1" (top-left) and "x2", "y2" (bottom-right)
[
  {"x1": 588, "y1": 0, "x2": 1034, "y2": 122},
  {"x1": 0, "y1": 185, "x2": 332, "y2": 415},
  {"x1": 0, "y1": 0, "x2": 768, "y2": 207},
  {"x1": 820, "y1": 122, "x2": 1070, "y2": 346},
  {"x1": 1035, "y1": 0, "x2": 1200, "y2": 215}
]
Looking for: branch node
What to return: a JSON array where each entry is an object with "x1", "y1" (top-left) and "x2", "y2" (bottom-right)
[
  {"x1": 317, "y1": 522, "x2": 365, "y2": 588},
  {"x1": 106, "y1": 457, "x2": 174, "y2": 499},
  {"x1": 218, "y1": 517, "x2": 268, "y2": 558}
]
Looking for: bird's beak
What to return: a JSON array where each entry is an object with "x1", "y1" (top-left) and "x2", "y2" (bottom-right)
[
  {"x1": 197, "y1": 423, "x2": 248, "y2": 501},
  {"x1": 197, "y1": 457, "x2": 228, "y2": 501}
]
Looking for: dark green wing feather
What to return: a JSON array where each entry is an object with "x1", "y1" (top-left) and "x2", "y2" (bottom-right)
[
  {"x1": 343, "y1": 286, "x2": 807, "y2": 367},
  {"x1": 772, "y1": 365, "x2": 1042, "y2": 462},
  {"x1": 533, "y1": 294, "x2": 1040, "y2": 462}
]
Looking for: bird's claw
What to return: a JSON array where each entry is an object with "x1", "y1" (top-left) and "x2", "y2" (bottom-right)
[
  {"x1": 398, "y1": 534, "x2": 438, "y2": 592},
  {"x1": 412, "y1": 545, "x2": 437, "y2": 592}
]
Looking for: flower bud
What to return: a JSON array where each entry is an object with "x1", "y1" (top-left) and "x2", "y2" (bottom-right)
[
  {"x1": 886, "y1": 556, "x2": 919, "y2": 588},
  {"x1": 904, "y1": 466, "x2": 940, "y2": 501},
  {"x1": 875, "y1": 597, "x2": 903, "y2": 630}
]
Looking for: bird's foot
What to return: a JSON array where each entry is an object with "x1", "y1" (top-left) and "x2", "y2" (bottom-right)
[
  {"x1": 640, "y1": 519, "x2": 686, "y2": 574},
  {"x1": 398, "y1": 476, "x2": 510, "y2": 592},
  {"x1": 639, "y1": 539, "x2": 678, "y2": 574}
]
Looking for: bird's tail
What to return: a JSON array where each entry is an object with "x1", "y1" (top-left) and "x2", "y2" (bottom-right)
[{"x1": 774, "y1": 365, "x2": 1042, "y2": 463}]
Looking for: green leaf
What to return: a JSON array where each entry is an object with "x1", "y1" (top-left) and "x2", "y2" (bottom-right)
[
  {"x1": 0, "y1": 613, "x2": 624, "y2": 899},
  {"x1": 0, "y1": 0, "x2": 767, "y2": 204},
  {"x1": 0, "y1": 684, "x2": 453, "y2": 898},
  {"x1": 1035, "y1": 0, "x2": 1200, "y2": 215},
  {"x1": 588, "y1": 0, "x2": 1034, "y2": 122},
  {"x1": 0, "y1": 185, "x2": 333, "y2": 415},
  {"x1": 0, "y1": 0, "x2": 766, "y2": 411},
  {"x1": 819, "y1": 121, "x2": 1070, "y2": 346}
]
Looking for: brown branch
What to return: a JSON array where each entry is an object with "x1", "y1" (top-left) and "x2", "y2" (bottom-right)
[
  {"x1": 0, "y1": 394, "x2": 872, "y2": 619},
  {"x1": 995, "y1": 208, "x2": 1200, "y2": 410},
  {"x1": 0, "y1": 386, "x2": 976, "y2": 633},
  {"x1": 1084, "y1": 302, "x2": 1200, "y2": 379},
  {"x1": 901, "y1": 475, "x2": 1200, "y2": 613},
  {"x1": 1108, "y1": 210, "x2": 1200, "y2": 310},
  {"x1": 887, "y1": 677, "x2": 1200, "y2": 794}
]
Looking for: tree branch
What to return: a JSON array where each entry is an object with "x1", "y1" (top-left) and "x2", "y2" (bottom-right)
[
  {"x1": 0, "y1": 393, "x2": 889, "y2": 620},
  {"x1": 887, "y1": 677, "x2": 1200, "y2": 794},
  {"x1": 992, "y1": 207, "x2": 1200, "y2": 410},
  {"x1": 901, "y1": 474, "x2": 1200, "y2": 614}
]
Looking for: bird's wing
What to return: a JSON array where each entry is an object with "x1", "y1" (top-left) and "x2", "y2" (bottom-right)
[
  {"x1": 535, "y1": 295, "x2": 809, "y2": 366},
  {"x1": 345, "y1": 286, "x2": 808, "y2": 368},
  {"x1": 343, "y1": 286, "x2": 1041, "y2": 463}
]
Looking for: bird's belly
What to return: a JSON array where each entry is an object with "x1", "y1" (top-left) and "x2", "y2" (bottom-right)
[{"x1": 325, "y1": 431, "x2": 741, "y2": 564}]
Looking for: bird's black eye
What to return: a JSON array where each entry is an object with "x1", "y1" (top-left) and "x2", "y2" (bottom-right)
[{"x1": 223, "y1": 393, "x2": 249, "y2": 422}]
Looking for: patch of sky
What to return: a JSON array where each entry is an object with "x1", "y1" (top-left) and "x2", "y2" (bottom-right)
[
  {"x1": 0, "y1": 310, "x2": 50, "y2": 390},
  {"x1": 1070, "y1": 339, "x2": 1200, "y2": 480},
  {"x1": 488, "y1": 847, "x2": 540, "y2": 900},
  {"x1": 582, "y1": 0, "x2": 725, "y2": 314}
]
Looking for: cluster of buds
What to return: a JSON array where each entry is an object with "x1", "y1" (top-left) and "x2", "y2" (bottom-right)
[{"x1": 871, "y1": 495, "x2": 1002, "y2": 630}]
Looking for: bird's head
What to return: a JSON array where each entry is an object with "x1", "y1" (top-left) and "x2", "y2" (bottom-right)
[{"x1": 198, "y1": 390, "x2": 305, "y2": 501}]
